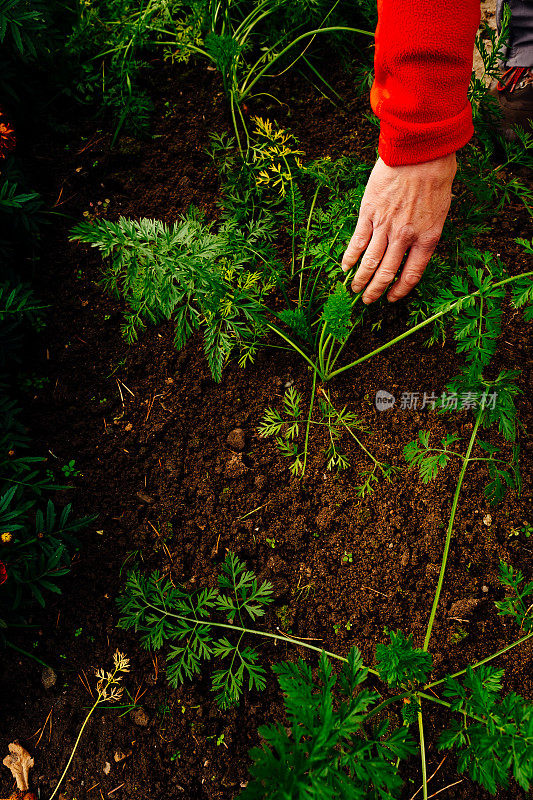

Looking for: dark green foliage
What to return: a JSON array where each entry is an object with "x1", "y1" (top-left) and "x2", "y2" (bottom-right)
[
  {"x1": 0, "y1": 0, "x2": 50, "y2": 100},
  {"x1": 276, "y1": 307, "x2": 313, "y2": 345},
  {"x1": 204, "y1": 31, "x2": 244, "y2": 89},
  {"x1": 0, "y1": 280, "x2": 45, "y2": 363},
  {"x1": 1, "y1": 498, "x2": 88, "y2": 615},
  {"x1": 405, "y1": 409, "x2": 521, "y2": 506},
  {"x1": 439, "y1": 665, "x2": 533, "y2": 793},
  {"x1": 321, "y1": 281, "x2": 353, "y2": 341},
  {"x1": 404, "y1": 432, "x2": 461, "y2": 484},
  {"x1": 512, "y1": 238, "x2": 533, "y2": 321},
  {"x1": 443, "y1": 367, "x2": 522, "y2": 446},
  {"x1": 120, "y1": 549, "x2": 533, "y2": 797},
  {"x1": 0, "y1": 278, "x2": 92, "y2": 632},
  {"x1": 430, "y1": 254, "x2": 506, "y2": 369},
  {"x1": 376, "y1": 630, "x2": 432, "y2": 688},
  {"x1": 117, "y1": 552, "x2": 274, "y2": 708},
  {"x1": 354, "y1": 0, "x2": 377, "y2": 27},
  {"x1": 240, "y1": 648, "x2": 416, "y2": 800},
  {"x1": 259, "y1": 386, "x2": 370, "y2": 475},
  {"x1": 495, "y1": 562, "x2": 533, "y2": 633},
  {"x1": 0, "y1": 158, "x2": 43, "y2": 262},
  {"x1": 70, "y1": 212, "x2": 274, "y2": 381}
]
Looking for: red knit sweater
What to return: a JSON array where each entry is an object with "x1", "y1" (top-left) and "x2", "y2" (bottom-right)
[{"x1": 371, "y1": 0, "x2": 481, "y2": 166}]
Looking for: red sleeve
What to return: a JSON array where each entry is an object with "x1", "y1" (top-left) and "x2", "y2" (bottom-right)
[{"x1": 370, "y1": 0, "x2": 480, "y2": 166}]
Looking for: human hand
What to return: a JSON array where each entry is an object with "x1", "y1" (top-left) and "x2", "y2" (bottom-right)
[{"x1": 341, "y1": 153, "x2": 457, "y2": 303}]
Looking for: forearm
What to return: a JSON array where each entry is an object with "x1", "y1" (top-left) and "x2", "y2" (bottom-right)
[{"x1": 371, "y1": 0, "x2": 481, "y2": 166}]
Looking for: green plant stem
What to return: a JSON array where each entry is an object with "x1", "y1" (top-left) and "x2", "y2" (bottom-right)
[
  {"x1": 280, "y1": 154, "x2": 298, "y2": 278},
  {"x1": 140, "y1": 600, "x2": 380, "y2": 676},
  {"x1": 366, "y1": 691, "x2": 410, "y2": 721},
  {"x1": 49, "y1": 697, "x2": 100, "y2": 800},
  {"x1": 328, "y1": 271, "x2": 533, "y2": 381},
  {"x1": 320, "y1": 389, "x2": 384, "y2": 471},
  {"x1": 234, "y1": 0, "x2": 278, "y2": 42},
  {"x1": 317, "y1": 327, "x2": 331, "y2": 378},
  {"x1": 324, "y1": 334, "x2": 338, "y2": 377},
  {"x1": 298, "y1": 186, "x2": 321, "y2": 298},
  {"x1": 423, "y1": 412, "x2": 483, "y2": 652},
  {"x1": 301, "y1": 369, "x2": 317, "y2": 475},
  {"x1": 240, "y1": 26, "x2": 373, "y2": 100},
  {"x1": 5, "y1": 639, "x2": 54, "y2": 669},
  {"x1": 267, "y1": 322, "x2": 321, "y2": 376},
  {"x1": 328, "y1": 306, "x2": 452, "y2": 380},
  {"x1": 301, "y1": 54, "x2": 343, "y2": 102},
  {"x1": 425, "y1": 630, "x2": 533, "y2": 689},
  {"x1": 230, "y1": 96, "x2": 244, "y2": 156},
  {"x1": 418, "y1": 706, "x2": 428, "y2": 800}
]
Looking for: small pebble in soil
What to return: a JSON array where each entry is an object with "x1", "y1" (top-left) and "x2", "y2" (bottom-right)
[
  {"x1": 41, "y1": 666, "x2": 57, "y2": 689},
  {"x1": 482, "y1": 585, "x2": 489, "y2": 593},
  {"x1": 226, "y1": 428, "x2": 245, "y2": 451},
  {"x1": 483, "y1": 514, "x2": 492, "y2": 526}
]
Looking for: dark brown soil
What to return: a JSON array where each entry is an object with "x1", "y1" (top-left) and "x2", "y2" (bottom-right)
[{"x1": 1, "y1": 57, "x2": 532, "y2": 800}]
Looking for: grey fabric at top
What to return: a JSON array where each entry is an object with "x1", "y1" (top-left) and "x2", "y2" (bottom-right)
[{"x1": 496, "y1": 0, "x2": 533, "y2": 66}]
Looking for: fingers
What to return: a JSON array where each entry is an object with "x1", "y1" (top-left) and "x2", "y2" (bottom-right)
[
  {"x1": 350, "y1": 228, "x2": 388, "y2": 295},
  {"x1": 341, "y1": 215, "x2": 373, "y2": 272},
  {"x1": 360, "y1": 238, "x2": 410, "y2": 304},
  {"x1": 387, "y1": 238, "x2": 438, "y2": 302}
]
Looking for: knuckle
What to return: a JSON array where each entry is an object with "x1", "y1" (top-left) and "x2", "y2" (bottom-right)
[
  {"x1": 376, "y1": 268, "x2": 397, "y2": 283},
  {"x1": 401, "y1": 270, "x2": 422, "y2": 287},
  {"x1": 360, "y1": 256, "x2": 380, "y2": 271},
  {"x1": 419, "y1": 230, "x2": 440, "y2": 249},
  {"x1": 395, "y1": 224, "x2": 416, "y2": 243}
]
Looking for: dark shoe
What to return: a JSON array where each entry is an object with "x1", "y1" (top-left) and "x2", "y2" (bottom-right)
[{"x1": 488, "y1": 66, "x2": 533, "y2": 141}]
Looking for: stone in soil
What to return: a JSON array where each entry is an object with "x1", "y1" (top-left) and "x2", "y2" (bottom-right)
[{"x1": 226, "y1": 428, "x2": 246, "y2": 451}]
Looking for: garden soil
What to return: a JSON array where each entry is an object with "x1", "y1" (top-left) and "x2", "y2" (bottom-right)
[{"x1": 1, "y1": 56, "x2": 532, "y2": 800}]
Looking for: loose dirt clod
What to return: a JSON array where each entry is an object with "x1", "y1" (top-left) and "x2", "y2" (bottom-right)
[
  {"x1": 224, "y1": 453, "x2": 247, "y2": 478},
  {"x1": 226, "y1": 428, "x2": 245, "y2": 451},
  {"x1": 448, "y1": 598, "x2": 483, "y2": 619},
  {"x1": 41, "y1": 666, "x2": 57, "y2": 689},
  {"x1": 129, "y1": 708, "x2": 149, "y2": 727}
]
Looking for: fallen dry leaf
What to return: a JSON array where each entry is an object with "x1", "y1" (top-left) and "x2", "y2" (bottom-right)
[
  {"x1": 113, "y1": 750, "x2": 131, "y2": 763},
  {"x1": 2, "y1": 742, "x2": 37, "y2": 799}
]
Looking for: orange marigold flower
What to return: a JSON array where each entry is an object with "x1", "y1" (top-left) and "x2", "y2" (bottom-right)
[{"x1": 0, "y1": 107, "x2": 16, "y2": 159}]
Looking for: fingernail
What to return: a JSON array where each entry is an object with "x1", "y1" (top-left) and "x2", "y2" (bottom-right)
[{"x1": 387, "y1": 295, "x2": 397, "y2": 303}]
